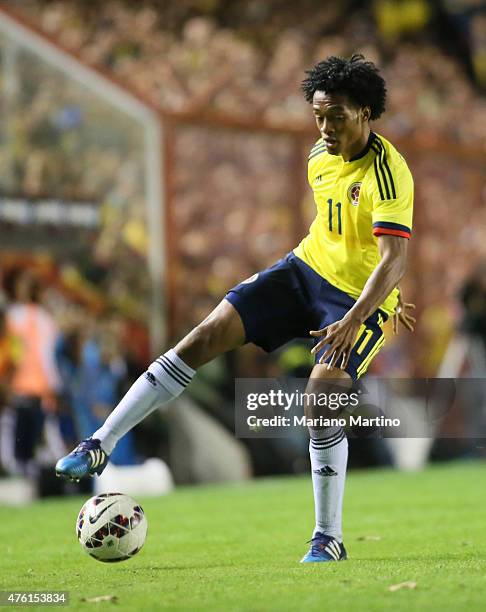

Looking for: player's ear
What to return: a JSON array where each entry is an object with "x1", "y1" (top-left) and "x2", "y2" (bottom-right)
[{"x1": 361, "y1": 106, "x2": 371, "y2": 122}]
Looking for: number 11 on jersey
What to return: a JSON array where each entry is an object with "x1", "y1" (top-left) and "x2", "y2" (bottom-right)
[{"x1": 327, "y1": 198, "x2": 342, "y2": 235}]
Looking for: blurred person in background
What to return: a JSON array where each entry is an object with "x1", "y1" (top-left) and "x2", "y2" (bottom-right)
[
  {"x1": 1, "y1": 267, "x2": 63, "y2": 477},
  {"x1": 460, "y1": 260, "x2": 486, "y2": 448},
  {"x1": 460, "y1": 260, "x2": 486, "y2": 346},
  {"x1": 0, "y1": 295, "x2": 19, "y2": 474},
  {"x1": 0, "y1": 294, "x2": 18, "y2": 402},
  {"x1": 56, "y1": 54, "x2": 416, "y2": 563},
  {"x1": 425, "y1": 259, "x2": 486, "y2": 458}
]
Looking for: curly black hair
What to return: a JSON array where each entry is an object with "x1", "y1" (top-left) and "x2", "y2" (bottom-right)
[{"x1": 301, "y1": 54, "x2": 387, "y2": 120}]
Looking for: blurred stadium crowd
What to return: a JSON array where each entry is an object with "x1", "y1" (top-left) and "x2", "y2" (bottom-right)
[
  {"x1": 1, "y1": 0, "x2": 486, "y2": 483},
  {"x1": 6, "y1": 0, "x2": 486, "y2": 136}
]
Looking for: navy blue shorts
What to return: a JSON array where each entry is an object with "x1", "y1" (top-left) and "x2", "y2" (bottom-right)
[{"x1": 225, "y1": 252, "x2": 387, "y2": 380}]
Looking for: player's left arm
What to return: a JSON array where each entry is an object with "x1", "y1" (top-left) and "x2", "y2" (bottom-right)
[{"x1": 311, "y1": 235, "x2": 408, "y2": 368}]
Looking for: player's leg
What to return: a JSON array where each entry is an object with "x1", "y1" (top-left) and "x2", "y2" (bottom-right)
[
  {"x1": 92, "y1": 299, "x2": 245, "y2": 451},
  {"x1": 56, "y1": 252, "x2": 314, "y2": 482},
  {"x1": 55, "y1": 299, "x2": 245, "y2": 481},
  {"x1": 301, "y1": 320, "x2": 386, "y2": 562},
  {"x1": 284, "y1": 259, "x2": 388, "y2": 560},
  {"x1": 301, "y1": 364, "x2": 351, "y2": 563}
]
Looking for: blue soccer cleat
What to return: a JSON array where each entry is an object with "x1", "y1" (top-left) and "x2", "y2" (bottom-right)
[
  {"x1": 55, "y1": 438, "x2": 109, "y2": 482},
  {"x1": 300, "y1": 532, "x2": 347, "y2": 563}
]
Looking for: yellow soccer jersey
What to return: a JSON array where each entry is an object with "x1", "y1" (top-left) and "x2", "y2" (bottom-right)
[{"x1": 294, "y1": 131, "x2": 413, "y2": 316}]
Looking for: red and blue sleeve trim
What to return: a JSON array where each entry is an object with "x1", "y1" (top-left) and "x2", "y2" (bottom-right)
[{"x1": 372, "y1": 221, "x2": 411, "y2": 239}]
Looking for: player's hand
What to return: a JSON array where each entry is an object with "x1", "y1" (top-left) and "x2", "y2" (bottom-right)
[
  {"x1": 309, "y1": 314, "x2": 362, "y2": 370},
  {"x1": 393, "y1": 287, "x2": 416, "y2": 334}
]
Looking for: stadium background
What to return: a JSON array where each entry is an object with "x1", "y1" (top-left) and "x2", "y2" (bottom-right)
[{"x1": 0, "y1": 0, "x2": 485, "y2": 497}]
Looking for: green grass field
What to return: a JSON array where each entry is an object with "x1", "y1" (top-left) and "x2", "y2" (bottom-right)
[{"x1": 0, "y1": 461, "x2": 485, "y2": 611}]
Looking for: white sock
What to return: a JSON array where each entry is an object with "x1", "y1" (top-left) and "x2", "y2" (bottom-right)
[
  {"x1": 92, "y1": 349, "x2": 195, "y2": 454},
  {"x1": 309, "y1": 427, "x2": 348, "y2": 542}
]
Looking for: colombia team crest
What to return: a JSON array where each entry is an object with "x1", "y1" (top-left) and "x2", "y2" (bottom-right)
[{"x1": 347, "y1": 182, "x2": 361, "y2": 206}]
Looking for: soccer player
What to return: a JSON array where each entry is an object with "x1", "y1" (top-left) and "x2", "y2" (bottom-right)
[{"x1": 56, "y1": 55, "x2": 415, "y2": 562}]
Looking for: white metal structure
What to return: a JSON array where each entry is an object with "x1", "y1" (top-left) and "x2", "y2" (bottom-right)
[{"x1": 0, "y1": 9, "x2": 166, "y2": 353}]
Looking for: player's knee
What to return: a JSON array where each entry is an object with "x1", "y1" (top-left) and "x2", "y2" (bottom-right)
[
  {"x1": 175, "y1": 314, "x2": 239, "y2": 367},
  {"x1": 174, "y1": 323, "x2": 214, "y2": 365},
  {"x1": 192, "y1": 318, "x2": 223, "y2": 352},
  {"x1": 304, "y1": 366, "x2": 352, "y2": 423},
  {"x1": 308, "y1": 424, "x2": 343, "y2": 439}
]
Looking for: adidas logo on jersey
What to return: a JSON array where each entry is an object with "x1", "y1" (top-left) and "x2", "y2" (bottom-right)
[{"x1": 313, "y1": 465, "x2": 337, "y2": 477}]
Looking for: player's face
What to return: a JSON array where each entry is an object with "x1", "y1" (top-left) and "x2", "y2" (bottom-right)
[{"x1": 312, "y1": 91, "x2": 370, "y2": 160}]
